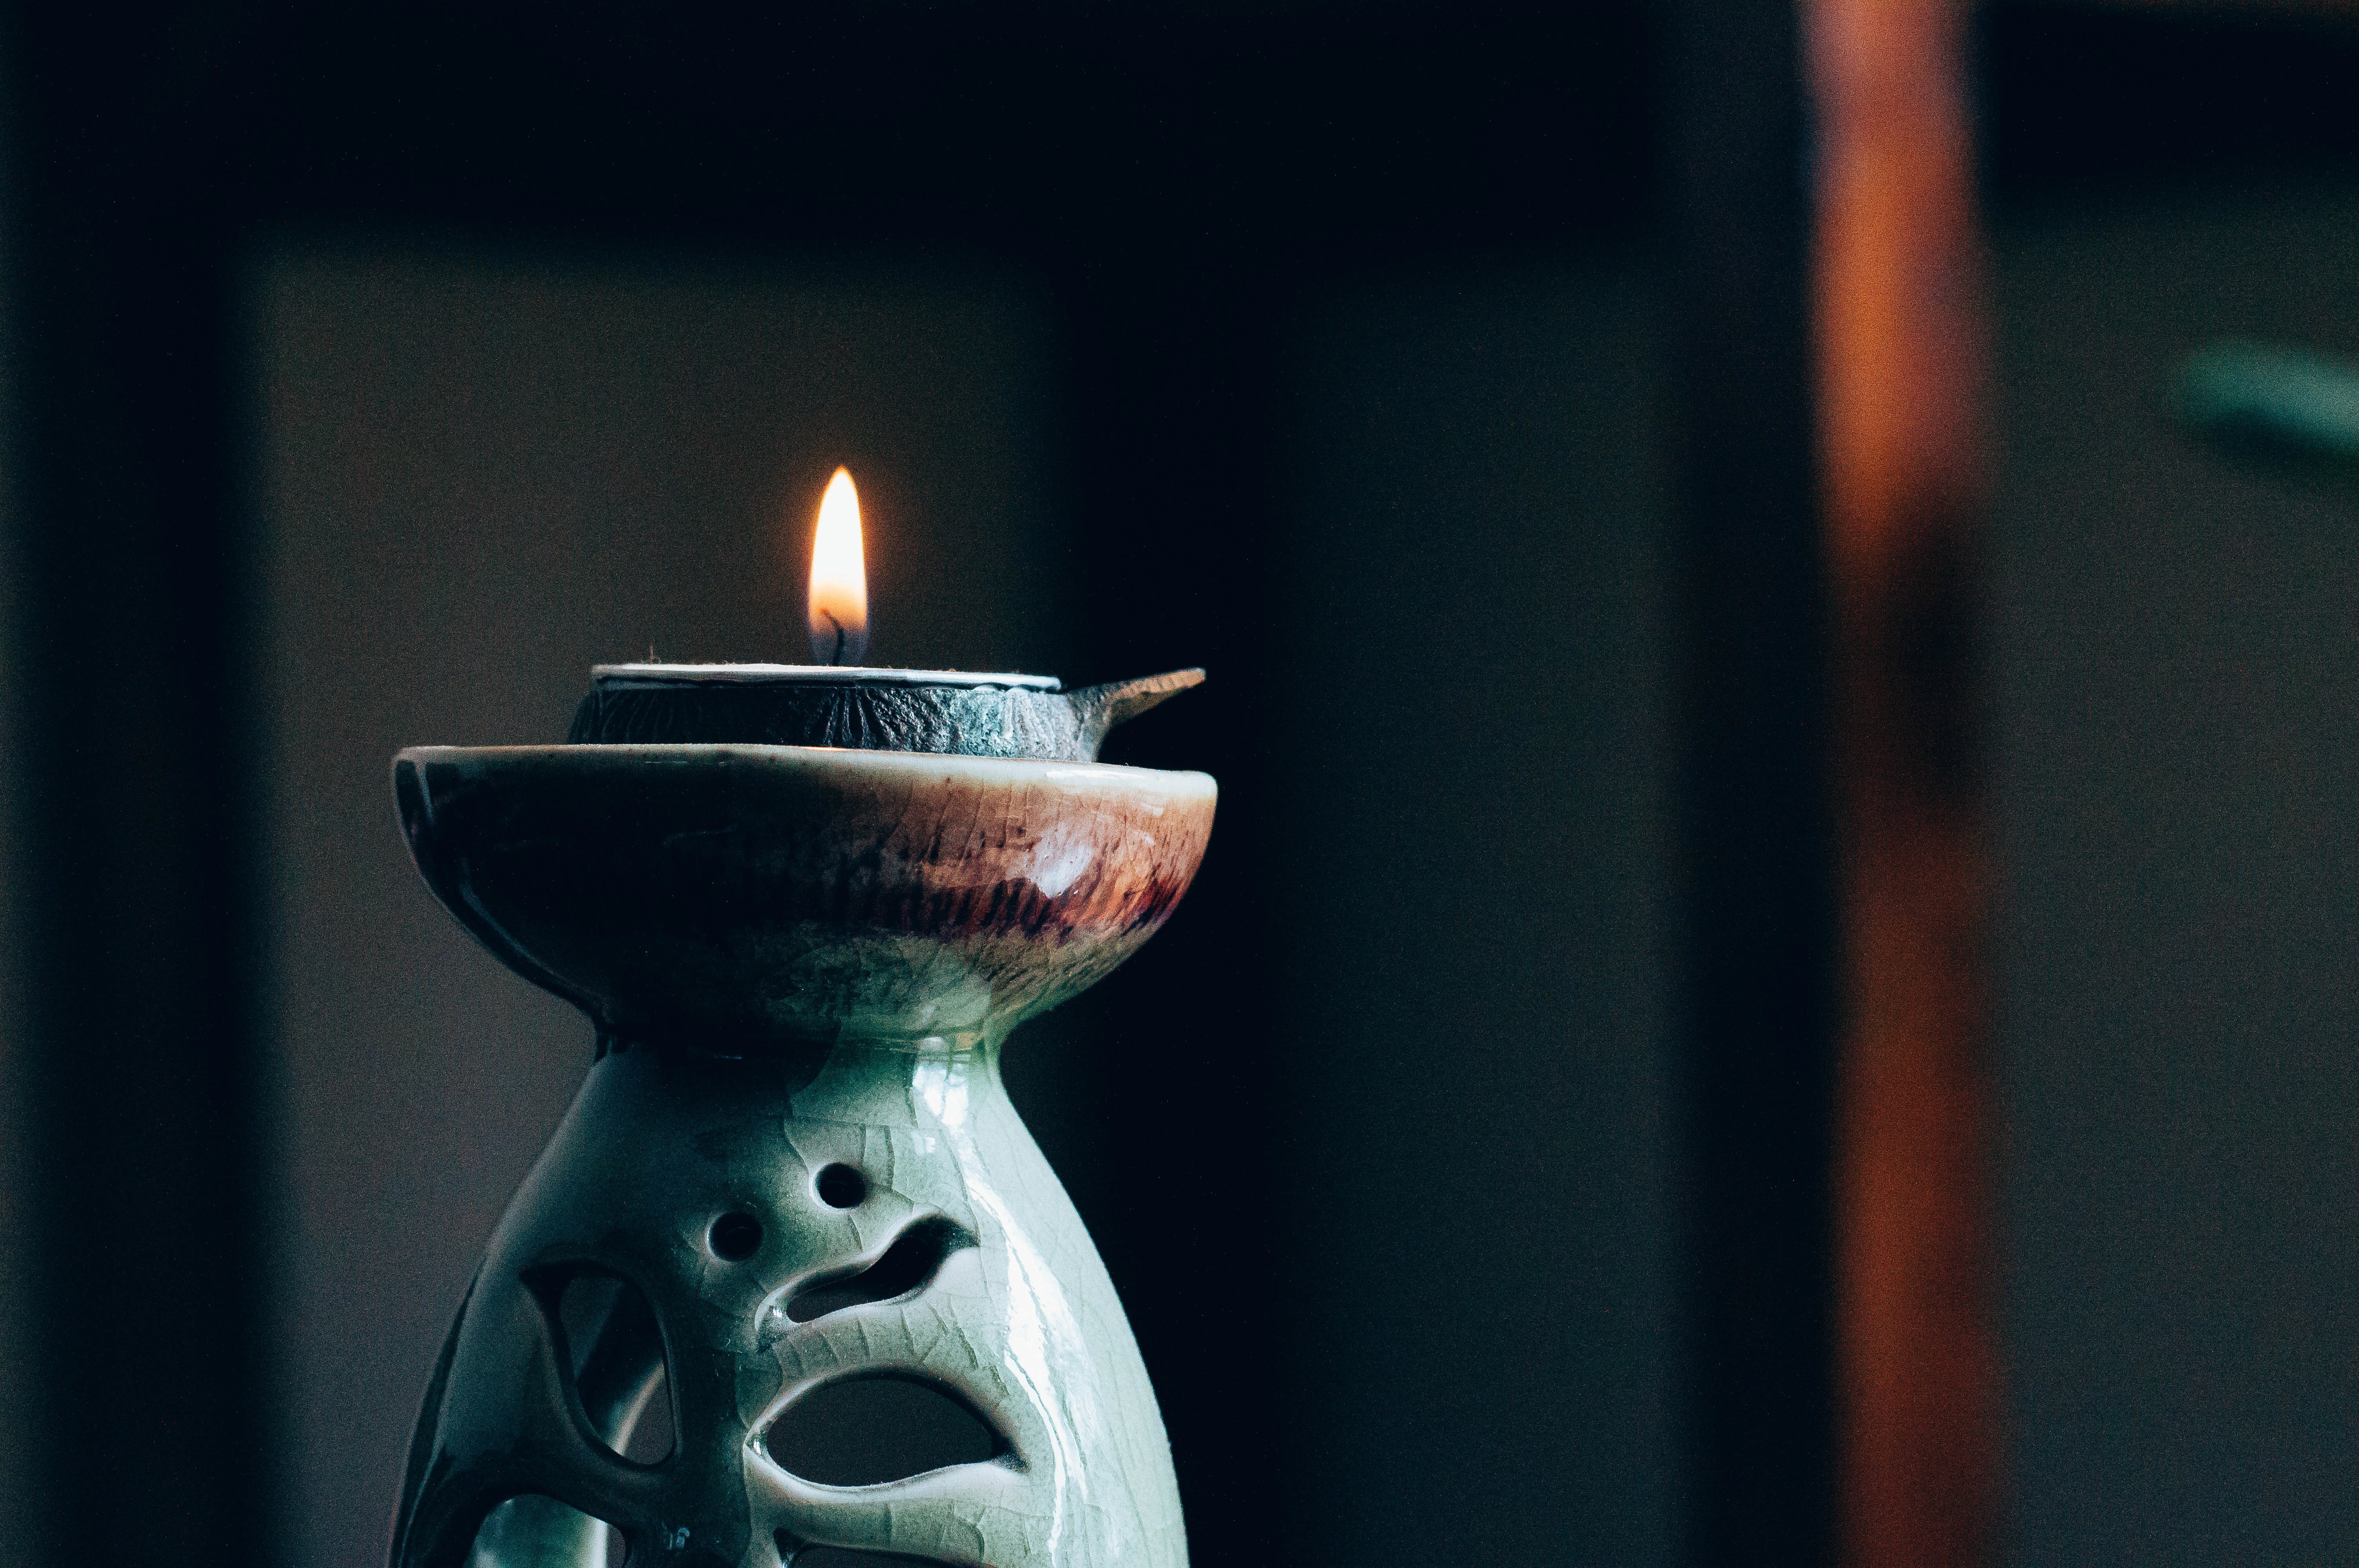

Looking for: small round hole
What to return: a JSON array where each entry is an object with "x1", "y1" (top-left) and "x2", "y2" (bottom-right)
[
  {"x1": 709, "y1": 1212, "x2": 763, "y2": 1261},
  {"x1": 814, "y1": 1164, "x2": 868, "y2": 1209}
]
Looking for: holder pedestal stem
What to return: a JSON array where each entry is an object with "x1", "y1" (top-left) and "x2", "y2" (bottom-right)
[{"x1": 401, "y1": 1036, "x2": 1181, "y2": 1568}]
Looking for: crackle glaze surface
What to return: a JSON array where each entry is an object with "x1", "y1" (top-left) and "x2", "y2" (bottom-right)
[
  {"x1": 388, "y1": 746, "x2": 1214, "y2": 1568},
  {"x1": 396, "y1": 1040, "x2": 1183, "y2": 1568}
]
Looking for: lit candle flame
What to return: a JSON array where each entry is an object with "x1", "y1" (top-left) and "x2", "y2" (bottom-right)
[{"x1": 807, "y1": 466, "x2": 869, "y2": 666}]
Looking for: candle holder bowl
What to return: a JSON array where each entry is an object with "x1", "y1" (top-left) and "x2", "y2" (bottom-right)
[{"x1": 386, "y1": 742, "x2": 1214, "y2": 1568}]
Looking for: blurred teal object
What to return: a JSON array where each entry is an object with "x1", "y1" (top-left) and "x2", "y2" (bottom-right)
[{"x1": 2176, "y1": 341, "x2": 2359, "y2": 477}]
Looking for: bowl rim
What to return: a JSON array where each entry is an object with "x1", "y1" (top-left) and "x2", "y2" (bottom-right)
[
  {"x1": 394, "y1": 742, "x2": 1218, "y2": 799},
  {"x1": 589, "y1": 662, "x2": 1063, "y2": 691}
]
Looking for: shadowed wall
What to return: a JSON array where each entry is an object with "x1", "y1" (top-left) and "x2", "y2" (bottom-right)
[
  {"x1": 258, "y1": 247, "x2": 1680, "y2": 1567},
  {"x1": 1992, "y1": 185, "x2": 2359, "y2": 1563},
  {"x1": 1278, "y1": 265, "x2": 1677, "y2": 1565}
]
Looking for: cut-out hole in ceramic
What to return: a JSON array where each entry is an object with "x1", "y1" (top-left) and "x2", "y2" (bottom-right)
[
  {"x1": 556, "y1": 1271, "x2": 633, "y2": 1370},
  {"x1": 788, "y1": 1216, "x2": 969, "y2": 1323},
  {"x1": 814, "y1": 1162, "x2": 868, "y2": 1209},
  {"x1": 764, "y1": 1375, "x2": 1003, "y2": 1485},
  {"x1": 710, "y1": 1209, "x2": 765, "y2": 1260},
  {"x1": 549, "y1": 1269, "x2": 675, "y2": 1465},
  {"x1": 620, "y1": 1353, "x2": 675, "y2": 1466},
  {"x1": 468, "y1": 1494, "x2": 624, "y2": 1568}
]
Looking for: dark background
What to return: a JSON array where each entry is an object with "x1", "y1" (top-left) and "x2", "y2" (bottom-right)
[{"x1": 3, "y1": 4, "x2": 2359, "y2": 1566}]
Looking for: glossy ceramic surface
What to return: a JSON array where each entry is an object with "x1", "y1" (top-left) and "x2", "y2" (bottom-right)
[
  {"x1": 393, "y1": 745, "x2": 1216, "y2": 1051},
  {"x1": 387, "y1": 745, "x2": 1215, "y2": 1568}
]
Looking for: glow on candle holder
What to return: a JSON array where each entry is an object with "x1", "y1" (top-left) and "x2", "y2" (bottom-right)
[{"x1": 807, "y1": 466, "x2": 869, "y2": 666}]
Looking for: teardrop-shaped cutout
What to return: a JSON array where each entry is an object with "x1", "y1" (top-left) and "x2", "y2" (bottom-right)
[
  {"x1": 469, "y1": 1494, "x2": 624, "y2": 1567},
  {"x1": 787, "y1": 1217, "x2": 968, "y2": 1323},
  {"x1": 763, "y1": 1375, "x2": 1003, "y2": 1485},
  {"x1": 548, "y1": 1269, "x2": 676, "y2": 1464}
]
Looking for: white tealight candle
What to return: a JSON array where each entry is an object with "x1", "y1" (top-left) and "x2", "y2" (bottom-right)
[{"x1": 591, "y1": 664, "x2": 1058, "y2": 690}]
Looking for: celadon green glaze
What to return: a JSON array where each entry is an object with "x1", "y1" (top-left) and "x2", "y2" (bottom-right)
[{"x1": 386, "y1": 745, "x2": 1215, "y2": 1568}]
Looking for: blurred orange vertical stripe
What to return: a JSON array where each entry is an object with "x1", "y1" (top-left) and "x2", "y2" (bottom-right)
[{"x1": 1806, "y1": 0, "x2": 1999, "y2": 1563}]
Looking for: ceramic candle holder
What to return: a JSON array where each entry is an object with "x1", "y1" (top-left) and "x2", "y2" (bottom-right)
[{"x1": 385, "y1": 742, "x2": 1214, "y2": 1568}]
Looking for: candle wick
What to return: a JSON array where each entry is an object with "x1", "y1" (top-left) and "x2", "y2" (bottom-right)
[{"x1": 821, "y1": 610, "x2": 847, "y2": 667}]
